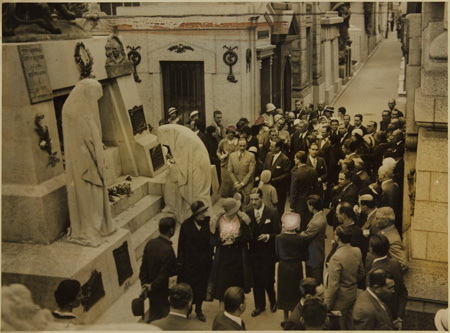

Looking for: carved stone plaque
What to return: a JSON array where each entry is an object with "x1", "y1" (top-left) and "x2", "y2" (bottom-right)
[
  {"x1": 81, "y1": 270, "x2": 105, "y2": 312},
  {"x1": 17, "y1": 44, "x2": 53, "y2": 104},
  {"x1": 128, "y1": 105, "x2": 147, "y2": 135},
  {"x1": 150, "y1": 144, "x2": 165, "y2": 172},
  {"x1": 113, "y1": 241, "x2": 133, "y2": 286}
]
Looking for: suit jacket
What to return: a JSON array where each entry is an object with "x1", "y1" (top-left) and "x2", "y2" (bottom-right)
[
  {"x1": 152, "y1": 313, "x2": 205, "y2": 331},
  {"x1": 264, "y1": 152, "x2": 291, "y2": 190},
  {"x1": 139, "y1": 236, "x2": 177, "y2": 291},
  {"x1": 365, "y1": 256, "x2": 408, "y2": 320},
  {"x1": 290, "y1": 164, "x2": 318, "y2": 213},
  {"x1": 228, "y1": 150, "x2": 256, "y2": 194},
  {"x1": 290, "y1": 130, "x2": 310, "y2": 161},
  {"x1": 354, "y1": 125, "x2": 367, "y2": 135},
  {"x1": 245, "y1": 205, "x2": 280, "y2": 263},
  {"x1": 381, "y1": 226, "x2": 408, "y2": 271},
  {"x1": 324, "y1": 244, "x2": 365, "y2": 311},
  {"x1": 353, "y1": 290, "x2": 395, "y2": 330},
  {"x1": 212, "y1": 312, "x2": 245, "y2": 330},
  {"x1": 300, "y1": 211, "x2": 327, "y2": 268},
  {"x1": 339, "y1": 131, "x2": 352, "y2": 146},
  {"x1": 306, "y1": 155, "x2": 327, "y2": 182},
  {"x1": 211, "y1": 121, "x2": 224, "y2": 143}
]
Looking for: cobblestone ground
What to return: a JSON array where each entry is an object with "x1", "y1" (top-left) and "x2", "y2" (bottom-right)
[{"x1": 95, "y1": 32, "x2": 410, "y2": 330}]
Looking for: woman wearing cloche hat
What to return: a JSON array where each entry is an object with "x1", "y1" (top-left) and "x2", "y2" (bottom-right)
[
  {"x1": 206, "y1": 198, "x2": 252, "y2": 304},
  {"x1": 275, "y1": 212, "x2": 309, "y2": 328}
]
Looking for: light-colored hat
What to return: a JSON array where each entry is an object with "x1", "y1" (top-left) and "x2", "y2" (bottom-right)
[
  {"x1": 294, "y1": 119, "x2": 301, "y2": 126},
  {"x1": 435, "y1": 308, "x2": 448, "y2": 331},
  {"x1": 352, "y1": 128, "x2": 364, "y2": 137},
  {"x1": 226, "y1": 125, "x2": 236, "y2": 133},
  {"x1": 281, "y1": 212, "x2": 301, "y2": 231},
  {"x1": 190, "y1": 110, "x2": 199, "y2": 118},
  {"x1": 266, "y1": 103, "x2": 276, "y2": 113},
  {"x1": 274, "y1": 114, "x2": 284, "y2": 124},
  {"x1": 324, "y1": 106, "x2": 334, "y2": 113},
  {"x1": 191, "y1": 200, "x2": 208, "y2": 216},
  {"x1": 260, "y1": 170, "x2": 271, "y2": 184},
  {"x1": 248, "y1": 146, "x2": 258, "y2": 154},
  {"x1": 168, "y1": 107, "x2": 177, "y2": 116},
  {"x1": 222, "y1": 198, "x2": 241, "y2": 217}
]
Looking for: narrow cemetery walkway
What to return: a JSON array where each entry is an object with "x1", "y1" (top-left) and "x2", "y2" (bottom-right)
[
  {"x1": 332, "y1": 31, "x2": 405, "y2": 122},
  {"x1": 95, "y1": 32, "x2": 406, "y2": 330}
]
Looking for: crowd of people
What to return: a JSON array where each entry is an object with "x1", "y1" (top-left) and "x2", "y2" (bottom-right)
[{"x1": 140, "y1": 99, "x2": 412, "y2": 330}]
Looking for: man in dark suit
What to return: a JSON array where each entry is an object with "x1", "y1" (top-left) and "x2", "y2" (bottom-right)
[
  {"x1": 343, "y1": 114, "x2": 354, "y2": 134},
  {"x1": 264, "y1": 139, "x2": 291, "y2": 216},
  {"x1": 353, "y1": 114, "x2": 367, "y2": 135},
  {"x1": 380, "y1": 110, "x2": 391, "y2": 132},
  {"x1": 151, "y1": 283, "x2": 205, "y2": 330},
  {"x1": 328, "y1": 171, "x2": 358, "y2": 229},
  {"x1": 338, "y1": 123, "x2": 352, "y2": 147},
  {"x1": 139, "y1": 217, "x2": 178, "y2": 323},
  {"x1": 245, "y1": 188, "x2": 280, "y2": 317},
  {"x1": 378, "y1": 165, "x2": 401, "y2": 234},
  {"x1": 306, "y1": 142, "x2": 327, "y2": 196},
  {"x1": 365, "y1": 234, "x2": 408, "y2": 326},
  {"x1": 212, "y1": 287, "x2": 246, "y2": 330},
  {"x1": 388, "y1": 99, "x2": 404, "y2": 118},
  {"x1": 300, "y1": 195, "x2": 327, "y2": 283},
  {"x1": 353, "y1": 269, "x2": 397, "y2": 330},
  {"x1": 289, "y1": 120, "x2": 309, "y2": 163},
  {"x1": 177, "y1": 201, "x2": 213, "y2": 322},
  {"x1": 290, "y1": 151, "x2": 319, "y2": 231}
]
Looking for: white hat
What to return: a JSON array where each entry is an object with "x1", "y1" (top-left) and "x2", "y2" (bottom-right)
[
  {"x1": 266, "y1": 103, "x2": 276, "y2": 112},
  {"x1": 190, "y1": 110, "x2": 199, "y2": 118},
  {"x1": 435, "y1": 309, "x2": 448, "y2": 331},
  {"x1": 248, "y1": 146, "x2": 258, "y2": 154},
  {"x1": 281, "y1": 212, "x2": 301, "y2": 231},
  {"x1": 352, "y1": 128, "x2": 364, "y2": 137},
  {"x1": 168, "y1": 107, "x2": 177, "y2": 116},
  {"x1": 294, "y1": 119, "x2": 301, "y2": 126},
  {"x1": 274, "y1": 114, "x2": 284, "y2": 124}
]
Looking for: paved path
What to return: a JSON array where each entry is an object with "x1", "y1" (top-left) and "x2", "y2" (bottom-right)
[
  {"x1": 332, "y1": 31, "x2": 404, "y2": 123},
  {"x1": 94, "y1": 33, "x2": 404, "y2": 331}
]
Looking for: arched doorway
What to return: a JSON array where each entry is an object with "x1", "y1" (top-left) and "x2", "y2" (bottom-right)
[{"x1": 283, "y1": 59, "x2": 292, "y2": 111}]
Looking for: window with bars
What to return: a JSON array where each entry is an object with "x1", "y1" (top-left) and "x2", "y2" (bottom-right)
[{"x1": 99, "y1": 3, "x2": 140, "y2": 16}]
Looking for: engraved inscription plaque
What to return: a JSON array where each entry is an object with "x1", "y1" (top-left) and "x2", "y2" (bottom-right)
[
  {"x1": 81, "y1": 270, "x2": 105, "y2": 312},
  {"x1": 113, "y1": 241, "x2": 133, "y2": 286},
  {"x1": 17, "y1": 44, "x2": 53, "y2": 104},
  {"x1": 128, "y1": 105, "x2": 147, "y2": 135},
  {"x1": 150, "y1": 144, "x2": 165, "y2": 172}
]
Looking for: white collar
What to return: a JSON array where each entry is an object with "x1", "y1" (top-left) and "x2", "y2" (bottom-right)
[
  {"x1": 254, "y1": 204, "x2": 265, "y2": 218},
  {"x1": 373, "y1": 255, "x2": 388, "y2": 264},
  {"x1": 382, "y1": 179, "x2": 393, "y2": 186},
  {"x1": 381, "y1": 224, "x2": 395, "y2": 233},
  {"x1": 53, "y1": 310, "x2": 77, "y2": 318},
  {"x1": 367, "y1": 288, "x2": 387, "y2": 311},
  {"x1": 169, "y1": 311, "x2": 187, "y2": 318},
  {"x1": 273, "y1": 151, "x2": 282, "y2": 160},
  {"x1": 194, "y1": 129, "x2": 199, "y2": 134},
  {"x1": 367, "y1": 208, "x2": 377, "y2": 219},
  {"x1": 312, "y1": 210, "x2": 323, "y2": 218},
  {"x1": 224, "y1": 311, "x2": 242, "y2": 326}
]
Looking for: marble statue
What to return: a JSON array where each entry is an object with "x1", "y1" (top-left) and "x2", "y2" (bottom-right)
[
  {"x1": 62, "y1": 78, "x2": 116, "y2": 247},
  {"x1": 157, "y1": 124, "x2": 212, "y2": 223}
]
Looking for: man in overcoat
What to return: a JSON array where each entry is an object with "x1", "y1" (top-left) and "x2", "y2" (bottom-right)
[
  {"x1": 245, "y1": 188, "x2": 280, "y2": 316},
  {"x1": 177, "y1": 201, "x2": 213, "y2": 322}
]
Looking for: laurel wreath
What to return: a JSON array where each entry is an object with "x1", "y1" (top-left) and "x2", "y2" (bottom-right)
[{"x1": 74, "y1": 42, "x2": 94, "y2": 79}]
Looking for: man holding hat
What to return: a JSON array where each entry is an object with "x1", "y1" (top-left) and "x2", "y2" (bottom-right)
[
  {"x1": 167, "y1": 107, "x2": 183, "y2": 125},
  {"x1": 178, "y1": 201, "x2": 214, "y2": 322}
]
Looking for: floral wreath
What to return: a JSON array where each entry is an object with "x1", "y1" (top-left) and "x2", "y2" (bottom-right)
[{"x1": 74, "y1": 42, "x2": 94, "y2": 79}]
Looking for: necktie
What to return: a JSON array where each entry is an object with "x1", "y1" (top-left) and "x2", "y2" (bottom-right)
[
  {"x1": 255, "y1": 211, "x2": 261, "y2": 224},
  {"x1": 239, "y1": 153, "x2": 242, "y2": 161},
  {"x1": 241, "y1": 320, "x2": 246, "y2": 330},
  {"x1": 313, "y1": 158, "x2": 317, "y2": 169}
]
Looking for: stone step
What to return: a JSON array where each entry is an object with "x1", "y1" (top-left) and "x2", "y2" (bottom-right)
[
  {"x1": 114, "y1": 194, "x2": 163, "y2": 234},
  {"x1": 109, "y1": 176, "x2": 154, "y2": 218},
  {"x1": 131, "y1": 212, "x2": 174, "y2": 260}
]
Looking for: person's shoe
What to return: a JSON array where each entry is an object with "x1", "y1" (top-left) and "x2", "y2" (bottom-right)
[
  {"x1": 251, "y1": 308, "x2": 265, "y2": 317},
  {"x1": 280, "y1": 321, "x2": 285, "y2": 328},
  {"x1": 270, "y1": 303, "x2": 277, "y2": 313},
  {"x1": 196, "y1": 312, "x2": 206, "y2": 322}
]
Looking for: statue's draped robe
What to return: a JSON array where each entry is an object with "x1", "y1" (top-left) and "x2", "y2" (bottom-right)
[
  {"x1": 157, "y1": 124, "x2": 212, "y2": 223},
  {"x1": 62, "y1": 79, "x2": 116, "y2": 247}
]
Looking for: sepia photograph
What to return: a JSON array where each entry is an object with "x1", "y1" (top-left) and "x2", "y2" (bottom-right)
[{"x1": 1, "y1": 1, "x2": 448, "y2": 331}]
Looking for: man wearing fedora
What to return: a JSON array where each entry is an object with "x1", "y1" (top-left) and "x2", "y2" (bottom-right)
[
  {"x1": 245, "y1": 188, "x2": 280, "y2": 317},
  {"x1": 177, "y1": 201, "x2": 213, "y2": 322}
]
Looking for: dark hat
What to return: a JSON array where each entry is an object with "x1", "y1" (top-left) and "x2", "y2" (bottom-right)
[{"x1": 191, "y1": 201, "x2": 208, "y2": 215}]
